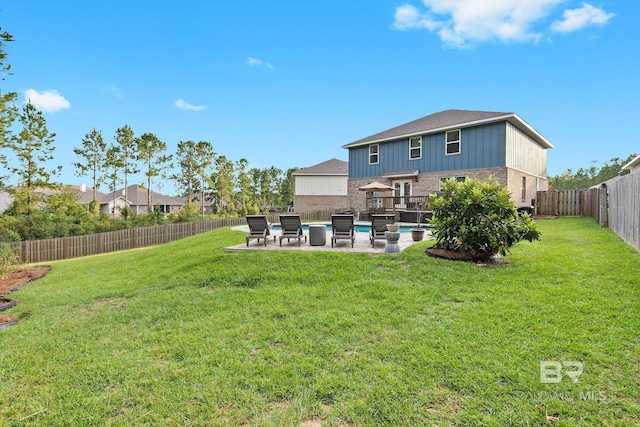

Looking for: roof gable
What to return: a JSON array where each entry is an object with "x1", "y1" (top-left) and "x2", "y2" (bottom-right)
[
  {"x1": 622, "y1": 154, "x2": 640, "y2": 171},
  {"x1": 342, "y1": 109, "x2": 553, "y2": 149},
  {"x1": 293, "y1": 158, "x2": 348, "y2": 176}
]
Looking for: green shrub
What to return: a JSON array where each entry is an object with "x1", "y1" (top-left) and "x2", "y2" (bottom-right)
[
  {"x1": 429, "y1": 177, "x2": 541, "y2": 257},
  {"x1": 0, "y1": 242, "x2": 21, "y2": 278},
  {"x1": 176, "y1": 203, "x2": 202, "y2": 222}
]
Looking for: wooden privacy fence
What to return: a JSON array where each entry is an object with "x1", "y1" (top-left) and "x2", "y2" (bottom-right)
[
  {"x1": 606, "y1": 173, "x2": 640, "y2": 251},
  {"x1": 536, "y1": 188, "x2": 603, "y2": 219},
  {"x1": 8, "y1": 210, "x2": 332, "y2": 263},
  {"x1": 537, "y1": 173, "x2": 640, "y2": 252}
]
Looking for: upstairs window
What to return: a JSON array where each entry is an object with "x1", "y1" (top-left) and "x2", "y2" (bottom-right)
[
  {"x1": 446, "y1": 129, "x2": 460, "y2": 155},
  {"x1": 369, "y1": 144, "x2": 379, "y2": 164},
  {"x1": 409, "y1": 136, "x2": 422, "y2": 159}
]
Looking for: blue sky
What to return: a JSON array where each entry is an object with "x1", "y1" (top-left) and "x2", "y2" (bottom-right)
[{"x1": 3, "y1": 1, "x2": 635, "y2": 195}]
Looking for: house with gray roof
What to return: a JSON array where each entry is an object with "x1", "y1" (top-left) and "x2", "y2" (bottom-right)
[
  {"x1": 292, "y1": 158, "x2": 349, "y2": 213},
  {"x1": 0, "y1": 184, "x2": 187, "y2": 217},
  {"x1": 342, "y1": 109, "x2": 554, "y2": 213},
  {"x1": 622, "y1": 154, "x2": 640, "y2": 174},
  {"x1": 101, "y1": 184, "x2": 186, "y2": 216}
]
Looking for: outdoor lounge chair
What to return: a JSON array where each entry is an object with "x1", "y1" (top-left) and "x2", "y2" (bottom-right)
[
  {"x1": 278, "y1": 214, "x2": 307, "y2": 247},
  {"x1": 245, "y1": 215, "x2": 272, "y2": 246},
  {"x1": 331, "y1": 214, "x2": 355, "y2": 248},
  {"x1": 369, "y1": 214, "x2": 394, "y2": 247}
]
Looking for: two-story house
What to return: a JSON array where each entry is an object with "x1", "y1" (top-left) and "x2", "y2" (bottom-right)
[
  {"x1": 342, "y1": 109, "x2": 554, "y2": 213},
  {"x1": 293, "y1": 158, "x2": 349, "y2": 213}
]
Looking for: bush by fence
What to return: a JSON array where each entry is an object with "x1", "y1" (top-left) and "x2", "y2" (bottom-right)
[{"x1": 9, "y1": 210, "x2": 332, "y2": 263}]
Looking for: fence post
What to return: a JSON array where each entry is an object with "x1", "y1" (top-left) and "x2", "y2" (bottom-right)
[{"x1": 598, "y1": 184, "x2": 608, "y2": 227}]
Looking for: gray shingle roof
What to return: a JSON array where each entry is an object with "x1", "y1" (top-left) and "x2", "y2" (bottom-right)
[
  {"x1": 102, "y1": 184, "x2": 184, "y2": 206},
  {"x1": 293, "y1": 158, "x2": 348, "y2": 175},
  {"x1": 342, "y1": 109, "x2": 553, "y2": 149},
  {"x1": 67, "y1": 185, "x2": 108, "y2": 204}
]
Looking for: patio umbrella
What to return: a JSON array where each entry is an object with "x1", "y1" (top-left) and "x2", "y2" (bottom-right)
[
  {"x1": 357, "y1": 181, "x2": 395, "y2": 192},
  {"x1": 357, "y1": 181, "x2": 395, "y2": 212}
]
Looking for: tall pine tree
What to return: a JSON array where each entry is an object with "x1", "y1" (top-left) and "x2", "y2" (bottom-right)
[{"x1": 4, "y1": 102, "x2": 61, "y2": 214}]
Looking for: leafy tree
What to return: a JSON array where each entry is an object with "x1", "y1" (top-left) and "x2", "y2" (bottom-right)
[
  {"x1": 114, "y1": 124, "x2": 138, "y2": 199},
  {"x1": 103, "y1": 144, "x2": 123, "y2": 218},
  {"x1": 267, "y1": 166, "x2": 283, "y2": 206},
  {"x1": 235, "y1": 158, "x2": 253, "y2": 215},
  {"x1": 259, "y1": 168, "x2": 270, "y2": 207},
  {"x1": 172, "y1": 140, "x2": 215, "y2": 209},
  {"x1": 136, "y1": 132, "x2": 172, "y2": 213},
  {"x1": 211, "y1": 155, "x2": 235, "y2": 213},
  {"x1": 251, "y1": 166, "x2": 284, "y2": 207},
  {"x1": 429, "y1": 177, "x2": 540, "y2": 258},
  {"x1": 0, "y1": 29, "x2": 17, "y2": 187},
  {"x1": 41, "y1": 186, "x2": 85, "y2": 217},
  {"x1": 248, "y1": 167, "x2": 262, "y2": 206},
  {"x1": 73, "y1": 128, "x2": 106, "y2": 209},
  {"x1": 280, "y1": 167, "x2": 299, "y2": 207},
  {"x1": 549, "y1": 154, "x2": 637, "y2": 190},
  {"x1": 2, "y1": 102, "x2": 61, "y2": 215}
]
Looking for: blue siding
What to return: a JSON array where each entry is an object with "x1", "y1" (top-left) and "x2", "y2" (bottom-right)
[{"x1": 348, "y1": 122, "x2": 507, "y2": 179}]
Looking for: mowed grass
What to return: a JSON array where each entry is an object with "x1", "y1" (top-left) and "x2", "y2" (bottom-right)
[{"x1": 0, "y1": 217, "x2": 639, "y2": 426}]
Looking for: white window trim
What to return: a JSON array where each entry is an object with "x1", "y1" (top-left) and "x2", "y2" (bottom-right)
[
  {"x1": 445, "y1": 129, "x2": 461, "y2": 156},
  {"x1": 409, "y1": 136, "x2": 422, "y2": 160},
  {"x1": 369, "y1": 144, "x2": 379, "y2": 165}
]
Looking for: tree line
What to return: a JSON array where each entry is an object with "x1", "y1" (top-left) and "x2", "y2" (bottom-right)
[
  {"x1": 73, "y1": 126, "x2": 299, "y2": 217},
  {"x1": 549, "y1": 154, "x2": 637, "y2": 190},
  {"x1": 0, "y1": 27, "x2": 299, "y2": 241}
]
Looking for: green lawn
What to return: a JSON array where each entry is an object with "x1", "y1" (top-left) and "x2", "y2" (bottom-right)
[{"x1": 1, "y1": 217, "x2": 639, "y2": 426}]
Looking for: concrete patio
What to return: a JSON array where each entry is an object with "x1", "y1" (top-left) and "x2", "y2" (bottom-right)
[{"x1": 226, "y1": 223, "x2": 433, "y2": 253}]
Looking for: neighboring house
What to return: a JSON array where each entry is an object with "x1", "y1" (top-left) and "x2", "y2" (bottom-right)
[
  {"x1": 0, "y1": 184, "x2": 187, "y2": 217},
  {"x1": 292, "y1": 158, "x2": 349, "y2": 213},
  {"x1": 0, "y1": 184, "x2": 108, "y2": 213},
  {"x1": 69, "y1": 184, "x2": 108, "y2": 205},
  {"x1": 0, "y1": 190, "x2": 11, "y2": 213},
  {"x1": 102, "y1": 184, "x2": 185, "y2": 215},
  {"x1": 622, "y1": 154, "x2": 640, "y2": 174},
  {"x1": 342, "y1": 109, "x2": 554, "y2": 212}
]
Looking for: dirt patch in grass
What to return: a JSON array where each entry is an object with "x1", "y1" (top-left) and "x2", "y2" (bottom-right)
[
  {"x1": 0, "y1": 265, "x2": 51, "y2": 296},
  {"x1": 0, "y1": 265, "x2": 51, "y2": 328}
]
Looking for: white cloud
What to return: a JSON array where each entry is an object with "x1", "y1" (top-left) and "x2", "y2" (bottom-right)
[
  {"x1": 551, "y1": 3, "x2": 615, "y2": 33},
  {"x1": 101, "y1": 84, "x2": 124, "y2": 99},
  {"x1": 393, "y1": 4, "x2": 440, "y2": 31},
  {"x1": 174, "y1": 99, "x2": 206, "y2": 111},
  {"x1": 393, "y1": 0, "x2": 614, "y2": 48},
  {"x1": 248, "y1": 57, "x2": 275, "y2": 71},
  {"x1": 24, "y1": 89, "x2": 70, "y2": 113}
]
